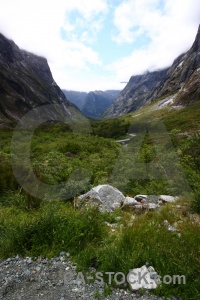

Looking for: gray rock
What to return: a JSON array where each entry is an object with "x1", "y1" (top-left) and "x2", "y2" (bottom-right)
[
  {"x1": 143, "y1": 203, "x2": 159, "y2": 210},
  {"x1": 134, "y1": 195, "x2": 147, "y2": 202},
  {"x1": 123, "y1": 197, "x2": 138, "y2": 207},
  {"x1": 128, "y1": 265, "x2": 158, "y2": 290},
  {"x1": 77, "y1": 185, "x2": 125, "y2": 212},
  {"x1": 163, "y1": 220, "x2": 178, "y2": 232},
  {"x1": 26, "y1": 258, "x2": 32, "y2": 264},
  {"x1": 159, "y1": 195, "x2": 179, "y2": 203}
]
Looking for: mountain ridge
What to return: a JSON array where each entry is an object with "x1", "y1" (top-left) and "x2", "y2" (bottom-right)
[
  {"x1": 0, "y1": 33, "x2": 81, "y2": 127},
  {"x1": 104, "y1": 24, "x2": 200, "y2": 118},
  {"x1": 103, "y1": 69, "x2": 169, "y2": 118},
  {"x1": 63, "y1": 89, "x2": 120, "y2": 118}
]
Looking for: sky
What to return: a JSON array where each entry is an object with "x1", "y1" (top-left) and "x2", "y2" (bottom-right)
[{"x1": 0, "y1": 0, "x2": 199, "y2": 92}]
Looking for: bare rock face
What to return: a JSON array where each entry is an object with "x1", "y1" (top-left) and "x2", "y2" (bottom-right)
[
  {"x1": 104, "y1": 24, "x2": 200, "y2": 118},
  {"x1": 151, "y1": 25, "x2": 200, "y2": 103},
  {"x1": 104, "y1": 69, "x2": 169, "y2": 118},
  {"x1": 0, "y1": 33, "x2": 80, "y2": 126}
]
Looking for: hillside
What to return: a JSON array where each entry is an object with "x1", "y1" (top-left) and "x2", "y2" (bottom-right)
[
  {"x1": 104, "y1": 25, "x2": 200, "y2": 118},
  {"x1": 0, "y1": 33, "x2": 81, "y2": 127}
]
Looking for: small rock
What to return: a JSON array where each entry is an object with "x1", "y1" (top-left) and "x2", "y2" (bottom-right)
[
  {"x1": 24, "y1": 269, "x2": 31, "y2": 276},
  {"x1": 159, "y1": 195, "x2": 179, "y2": 203},
  {"x1": 123, "y1": 197, "x2": 138, "y2": 207},
  {"x1": 134, "y1": 195, "x2": 147, "y2": 202},
  {"x1": 26, "y1": 258, "x2": 32, "y2": 264}
]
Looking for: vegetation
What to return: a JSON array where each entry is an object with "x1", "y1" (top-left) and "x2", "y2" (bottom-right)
[{"x1": 0, "y1": 100, "x2": 200, "y2": 299}]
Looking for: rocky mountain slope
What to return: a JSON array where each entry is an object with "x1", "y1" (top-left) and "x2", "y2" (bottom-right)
[
  {"x1": 62, "y1": 90, "x2": 87, "y2": 110},
  {"x1": 151, "y1": 25, "x2": 200, "y2": 106},
  {"x1": 103, "y1": 69, "x2": 169, "y2": 118},
  {"x1": 104, "y1": 24, "x2": 200, "y2": 118},
  {"x1": 82, "y1": 90, "x2": 120, "y2": 118},
  {"x1": 0, "y1": 33, "x2": 81, "y2": 127}
]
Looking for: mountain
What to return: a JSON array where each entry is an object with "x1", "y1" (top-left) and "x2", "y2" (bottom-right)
[
  {"x1": 62, "y1": 90, "x2": 87, "y2": 110},
  {"x1": 103, "y1": 69, "x2": 169, "y2": 118},
  {"x1": 104, "y1": 25, "x2": 200, "y2": 118},
  {"x1": 82, "y1": 90, "x2": 120, "y2": 118},
  {"x1": 152, "y1": 25, "x2": 200, "y2": 106},
  {"x1": 0, "y1": 33, "x2": 81, "y2": 127}
]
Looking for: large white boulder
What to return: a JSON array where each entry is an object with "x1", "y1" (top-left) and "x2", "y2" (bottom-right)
[{"x1": 77, "y1": 184, "x2": 125, "y2": 212}]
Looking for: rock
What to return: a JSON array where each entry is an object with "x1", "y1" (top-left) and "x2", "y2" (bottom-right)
[
  {"x1": 128, "y1": 265, "x2": 158, "y2": 290},
  {"x1": 134, "y1": 204, "x2": 144, "y2": 210},
  {"x1": 168, "y1": 225, "x2": 178, "y2": 232},
  {"x1": 77, "y1": 188, "x2": 179, "y2": 213},
  {"x1": 163, "y1": 220, "x2": 178, "y2": 232},
  {"x1": 146, "y1": 195, "x2": 159, "y2": 203},
  {"x1": 123, "y1": 197, "x2": 138, "y2": 207},
  {"x1": 143, "y1": 203, "x2": 159, "y2": 210},
  {"x1": 159, "y1": 195, "x2": 179, "y2": 203},
  {"x1": 77, "y1": 185, "x2": 125, "y2": 212},
  {"x1": 134, "y1": 195, "x2": 147, "y2": 202}
]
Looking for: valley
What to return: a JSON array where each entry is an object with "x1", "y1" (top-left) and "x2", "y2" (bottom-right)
[{"x1": 0, "y1": 24, "x2": 200, "y2": 300}]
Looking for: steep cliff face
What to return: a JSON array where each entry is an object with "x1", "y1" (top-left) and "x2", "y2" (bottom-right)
[
  {"x1": 151, "y1": 25, "x2": 200, "y2": 103},
  {"x1": 104, "y1": 69, "x2": 169, "y2": 118},
  {"x1": 0, "y1": 33, "x2": 80, "y2": 126},
  {"x1": 82, "y1": 90, "x2": 120, "y2": 118},
  {"x1": 104, "y1": 25, "x2": 200, "y2": 118}
]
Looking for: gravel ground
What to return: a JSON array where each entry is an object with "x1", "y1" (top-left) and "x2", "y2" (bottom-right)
[{"x1": 0, "y1": 253, "x2": 179, "y2": 300}]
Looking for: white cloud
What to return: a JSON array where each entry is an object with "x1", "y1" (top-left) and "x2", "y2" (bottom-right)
[
  {"x1": 0, "y1": 0, "x2": 107, "y2": 62},
  {"x1": 0, "y1": 0, "x2": 108, "y2": 91},
  {"x1": 110, "y1": 0, "x2": 200, "y2": 81},
  {"x1": 0, "y1": 0, "x2": 199, "y2": 92}
]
